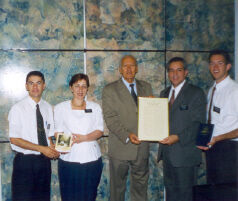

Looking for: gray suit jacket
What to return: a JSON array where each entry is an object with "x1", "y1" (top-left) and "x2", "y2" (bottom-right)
[
  {"x1": 102, "y1": 78, "x2": 153, "y2": 160},
  {"x1": 158, "y1": 82, "x2": 206, "y2": 167}
]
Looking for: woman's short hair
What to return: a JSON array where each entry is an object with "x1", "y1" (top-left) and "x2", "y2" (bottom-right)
[{"x1": 69, "y1": 73, "x2": 90, "y2": 87}]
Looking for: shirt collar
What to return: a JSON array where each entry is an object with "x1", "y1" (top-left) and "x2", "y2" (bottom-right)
[
  {"x1": 26, "y1": 95, "x2": 42, "y2": 109},
  {"x1": 121, "y1": 77, "x2": 136, "y2": 88},
  {"x1": 213, "y1": 76, "x2": 231, "y2": 91},
  {"x1": 171, "y1": 80, "x2": 186, "y2": 95}
]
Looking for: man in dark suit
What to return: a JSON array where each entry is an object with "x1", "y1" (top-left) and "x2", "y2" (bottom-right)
[
  {"x1": 102, "y1": 55, "x2": 153, "y2": 201},
  {"x1": 158, "y1": 57, "x2": 206, "y2": 201}
]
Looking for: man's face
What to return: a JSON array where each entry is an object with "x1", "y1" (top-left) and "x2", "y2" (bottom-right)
[
  {"x1": 25, "y1": 75, "x2": 45, "y2": 100},
  {"x1": 168, "y1": 61, "x2": 188, "y2": 87},
  {"x1": 209, "y1": 54, "x2": 231, "y2": 83},
  {"x1": 119, "y1": 56, "x2": 138, "y2": 83}
]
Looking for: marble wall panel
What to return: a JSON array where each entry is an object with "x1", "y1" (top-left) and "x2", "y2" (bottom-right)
[
  {"x1": 166, "y1": 0, "x2": 234, "y2": 51},
  {"x1": 0, "y1": 51, "x2": 84, "y2": 139},
  {"x1": 86, "y1": 0, "x2": 164, "y2": 50},
  {"x1": 0, "y1": 0, "x2": 84, "y2": 49}
]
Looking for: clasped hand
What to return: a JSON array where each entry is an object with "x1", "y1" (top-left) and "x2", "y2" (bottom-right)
[{"x1": 72, "y1": 134, "x2": 85, "y2": 144}]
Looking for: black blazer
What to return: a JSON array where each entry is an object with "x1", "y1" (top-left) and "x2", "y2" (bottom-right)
[{"x1": 158, "y1": 82, "x2": 206, "y2": 167}]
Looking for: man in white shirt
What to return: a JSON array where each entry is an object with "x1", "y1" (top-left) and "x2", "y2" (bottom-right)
[
  {"x1": 198, "y1": 50, "x2": 238, "y2": 184},
  {"x1": 8, "y1": 71, "x2": 59, "y2": 201},
  {"x1": 158, "y1": 57, "x2": 206, "y2": 201}
]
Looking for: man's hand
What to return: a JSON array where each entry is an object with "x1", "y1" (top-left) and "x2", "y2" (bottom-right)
[
  {"x1": 197, "y1": 136, "x2": 218, "y2": 151},
  {"x1": 38, "y1": 146, "x2": 60, "y2": 159},
  {"x1": 196, "y1": 145, "x2": 209, "y2": 151},
  {"x1": 129, "y1": 133, "x2": 141, "y2": 145},
  {"x1": 208, "y1": 136, "x2": 218, "y2": 147},
  {"x1": 159, "y1": 135, "x2": 179, "y2": 145}
]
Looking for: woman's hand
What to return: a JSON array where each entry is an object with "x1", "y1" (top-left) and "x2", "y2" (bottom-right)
[{"x1": 72, "y1": 134, "x2": 86, "y2": 144}]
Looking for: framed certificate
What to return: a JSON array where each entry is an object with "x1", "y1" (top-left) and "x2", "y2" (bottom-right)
[
  {"x1": 55, "y1": 132, "x2": 73, "y2": 152},
  {"x1": 138, "y1": 97, "x2": 169, "y2": 141}
]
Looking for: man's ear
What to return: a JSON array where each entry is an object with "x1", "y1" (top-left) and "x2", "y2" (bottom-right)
[
  {"x1": 226, "y1": 63, "x2": 232, "y2": 72},
  {"x1": 25, "y1": 84, "x2": 29, "y2": 91},
  {"x1": 135, "y1": 66, "x2": 138, "y2": 73},
  {"x1": 119, "y1": 66, "x2": 122, "y2": 74},
  {"x1": 43, "y1": 83, "x2": 46, "y2": 90},
  {"x1": 185, "y1": 69, "x2": 189, "y2": 77}
]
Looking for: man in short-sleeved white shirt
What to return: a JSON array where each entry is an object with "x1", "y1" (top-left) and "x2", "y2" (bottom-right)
[
  {"x1": 198, "y1": 50, "x2": 238, "y2": 185},
  {"x1": 8, "y1": 71, "x2": 59, "y2": 201}
]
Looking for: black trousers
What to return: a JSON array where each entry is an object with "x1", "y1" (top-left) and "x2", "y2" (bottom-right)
[
  {"x1": 58, "y1": 158, "x2": 103, "y2": 201},
  {"x1": 206, "y1": 140, "x2": 238, "y2": 184},
  {"x1": 163, "y1": 159, "x2": 197, "y2": 201},
  {"x1": 12, "y1": 153, "x2": 51, "y2": 201}
]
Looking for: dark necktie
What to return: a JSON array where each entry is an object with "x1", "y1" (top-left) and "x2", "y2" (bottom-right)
[
  {"x1": 36, "y1": 104, "x2": 48, "y2": 146},
  {"x1": 169, "y1": 89, "x2": 175, "y2": 108},
  {"x1": 130, "y1": 84, "x2": 137, "y2": 105},
  {"x1": 208, "y1": 86, "x2": 216, "y2": 124}
]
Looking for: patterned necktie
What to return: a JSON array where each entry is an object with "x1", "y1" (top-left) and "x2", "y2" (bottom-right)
[
  {"x1": 169, "y1": 89, "x2": 175, "y2": 108},
  {"x1": 36, "y1": 104, "x2": 48, "y2": 146},
  {"x1": 130, "y1": 84, "x2": 137, "y2": 105},
  {"x1": 208, "y1": 86, "x2": 216, "y2": 124}
]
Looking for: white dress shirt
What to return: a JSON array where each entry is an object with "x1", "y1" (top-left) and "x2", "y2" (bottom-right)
[
  {"x1": 208, "y1": 76, "x2": 238, "y2": 141},
  {"x1": 169, "y1": 80, "x2": 186, "y2": 100},
  {"x1": 8, "y1": 96, "x2": 54, "y2": 154},
  {"x1": 54, "y1": 100, "x2": 104, "y2": 163},
  {"x1": 122, "y1": 77, "x2": 137, "y2": 95}
]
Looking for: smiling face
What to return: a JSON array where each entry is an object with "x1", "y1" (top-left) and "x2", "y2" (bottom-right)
[
  {"x1": 168, "y1": 61, "x2": 188, "y2": 88},
  {"x1": 70, "y1": 79, "x2": 88, "y2": 100},
  {"x1": 25, "y1": 75, "x2": 45, "y2": 102},
  {"x1": 119, "y1": 56, "x2": 138, "y2": 83},
  {"x1": 209, "y1": 54, "x2": 231, "y2": 84}
]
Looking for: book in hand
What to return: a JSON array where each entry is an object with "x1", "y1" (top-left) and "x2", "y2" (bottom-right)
[
  {"x1": 55, "y1": 132, "x2": 73, "y2": 152},
  {"x1": 196, "y1": 123, "x2": 214, "y2": 147}
]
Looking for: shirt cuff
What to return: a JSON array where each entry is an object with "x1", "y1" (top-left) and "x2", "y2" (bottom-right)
[{"x1": 126, "y1": 137, "x2": 130, "y2": 144}]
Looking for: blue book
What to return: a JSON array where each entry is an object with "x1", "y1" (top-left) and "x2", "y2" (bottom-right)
[{"x1": 196, "y1": 123, "x2": 214, "y2": 147}]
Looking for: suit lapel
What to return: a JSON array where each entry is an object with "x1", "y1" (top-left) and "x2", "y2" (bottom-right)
[
  {"x1": 170, "y1": 82, "x2": 189, "y2": 112},
  {"x1": 117, "y1": 79, "x2": 138, "y2": 109},
  {"x1": 163, "y1": 87, "x2": 171, "y2": 98},
  {"x1": 136, "y1": 79, "x2": 144, "y2": 97}
]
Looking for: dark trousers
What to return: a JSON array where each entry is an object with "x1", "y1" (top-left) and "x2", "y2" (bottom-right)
[
  {"x1": 58, "y1": 157, "x2": 103, "y2": 201},
  {"x1": 109, "y1": 156, "x2": 149, "y2": 201},
  {"x1": 206, "y1": 140, "x2": 238, "y2": 184},
  {"x1": 163, "y1": 160, "x2": 197, "y2": 201},
  {"x1": 12, "y1": 153, "x2": 51, "y2": 201}
]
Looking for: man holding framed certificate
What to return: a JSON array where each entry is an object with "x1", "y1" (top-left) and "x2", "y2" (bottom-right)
[
  {"x1": 102, "y1": 55, "x2": 153, "y2": 201},
  {"x1": 158, "y1": 57, "x2": 206, "y2": 201}
]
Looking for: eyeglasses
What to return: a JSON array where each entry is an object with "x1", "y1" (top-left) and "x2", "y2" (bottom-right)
[
  {"x1": 73, "y1": 85, "x2": 87, "y2": 90},
  {"x1": 209, "y1": 62, "x2": 226, "y2": 67},
  {"x1": 27, "y1": 81, "x2": 43, "y2": 86}
]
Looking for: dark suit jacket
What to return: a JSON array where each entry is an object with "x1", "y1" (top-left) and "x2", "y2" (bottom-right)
[
  {"x1": 102, "y1": 78, "x2": 153, "y2": 160},
  {"x1": 158, "y1": 82, "x2": 206, "y2": 167}
]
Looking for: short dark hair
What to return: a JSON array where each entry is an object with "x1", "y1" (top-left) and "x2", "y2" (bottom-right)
[
  {"x1": 120, "y1": 55, "x2": 138, "y2": 67},
  {"x1": 26, "y1": 71, "x2": 45, "y2": 83},
  {"x1": 167, "y1": 57, "x2": 187, "y2": 70},
  {"x1": 69, "y1": 73, "x2": 90, "y2": 87},
  {"x1": 208, "y1": 49, "x2": 231, "y2": 64}
]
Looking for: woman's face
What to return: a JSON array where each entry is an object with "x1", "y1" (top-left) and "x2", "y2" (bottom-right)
[{"x1": 70, "y1": 79, "x2": 88, "y2": 100}]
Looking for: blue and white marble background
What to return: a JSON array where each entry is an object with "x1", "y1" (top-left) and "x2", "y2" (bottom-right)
[{"x1": 0, "y1": 0, "x2": 234, "y2": 200}]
